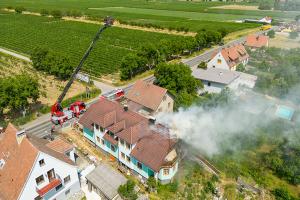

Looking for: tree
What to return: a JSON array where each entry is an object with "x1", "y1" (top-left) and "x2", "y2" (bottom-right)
[
  {"x1": 15, "y1": 6, "x2": 25, "y2": 14},
  {"x1": 289, "y1": 31, "x2": 299, "y2": 39},
  {"x1": 31, "y1": 47, "x2": 73, "y2": 80},
  {"x1": 0, "y1": 74, "x2": 39, "y2": 114},
  {"x1": 137, "y1": 43, "x2": 160, "y2": 70},
  {"x1": 51, "y1": 10, "x2": 63, "y2": 19},
  {"x1": 198, "y1": 62, "x2": 207, "y2": 69},
  {"x1": 147, "y1": 177, "x2": 157, "y2": 192},
  {"x1": 155, "y1": 62, "x2": 203, "y2": 107},
  {"x1": 236, "y1": 63, "x2": 246, "y2": 72},
  {"x1": 118, "y1": 180, "x2": 138, "y2": 200},
  {"x1": 267, "y1": 30, "x2": 275, "y2": 38},
  {"x1": 258, "y1": 0, "x2": 273, "y2": 10},
  {"x1": 272, "y1": 188, "x2": 295, "y2": 200},
  {"x1": 120, "y1": 53, "x2": 146, "y2": 80}
]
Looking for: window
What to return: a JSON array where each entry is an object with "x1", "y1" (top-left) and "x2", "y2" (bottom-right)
[
  {"x1": 126, "y1": 142, "x2": 131, "y2": 150},
  {"x1": 120, "y1": 139, "x2": 124, "y2": 146},
  {"x1": 96, "y1": 136, "x2": 100, "y2": 143},
  {"x1": 64, "y1": 175, "x2": 71, "y2": 184},
  {"x1": 95, "y1": 124, "x2": 99, "y2": 130},
  {"x1": 39, "y1": 159, "x2": 45, "y2": 167},
  {"x1": 163, "y1": 169, "x2": 169, "y2": 175},
  {"x1": 100, "y1": 127, "x2": 104, "y2": 132},
  {"x1": 47, "y1": 169, "x2": 55, "y2": 182},
  {"x1": 217, "y1": 59, "x2": 222, "y2": 64},
  {"x1": 101, "y1": 139, "x2": 105, "y2": 145},
  {"x1": 35, "y1": 175, "x2": 44, "y2": 185},
  {"x1": 55, "y1": 183, "x2": 63, "y2": 191},
  {"x1": 66, "y1": 152, "x2": 70, "y2": 157},
  {"x1": 137, "y1": 162, "x2": 142, "y2": 170},
  {"x1": 111, "y1": 145, "x2": 116, "y2": 152},
  {"x1": 126, "y1": 156, "x2": 131, "y2": 162},
  {"x1": 121, "y1": 152, "x2": 125, "y2": 159},
  {"x1": 213, "y1": 65, "x2": 216, "y2": 68},
  {"x1": 65, "y1": 189, "x2": 70, "y2": 196},
  {"x1": 168, "y1": 102, "x2": 171, "y2": 108},
  {"x1": 208, "y1": 82, "x2": 211, "y2": 87}
]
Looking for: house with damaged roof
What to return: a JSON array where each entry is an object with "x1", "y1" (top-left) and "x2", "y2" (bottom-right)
[
  {"x1": 0, "y1": 124, "x2": 80, "y2": 200},
  {"x1": 207, "y1": 44, "x2": 249, "y2": 71},
  {"x1": 78, "y1": 98, "x2": 178, "y2": 183},
  {"x1": 122, "y1": 80, "x2": 174, "y2": 116}
]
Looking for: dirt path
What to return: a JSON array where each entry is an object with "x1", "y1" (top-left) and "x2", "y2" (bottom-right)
[{"x1": 0, "y1": 47, "x2": 31, "y2": 62}]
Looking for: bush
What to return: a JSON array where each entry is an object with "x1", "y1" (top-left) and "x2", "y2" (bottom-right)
[
  {"x1": 236, "y1": 63, "x2": 246, "y2": 72},
  {"x1": 40, "y1": 9, "x2": 49, "y2": 16},
  {"x1": 15, "y1": 6, "x2": 26, "y2": 14},
  {"x1": 289, "y1": 31, "x2": 299, "y2": 39},
  {"x1": 51, "y1": 10, "x2": 63, "y2": 19},
  {"x1": 198, "y1": 61, "x2": 207, "y2": 69},
  {"x1": 267, "y1": 30, "x2": 275, "y2": 38},
  {"x1": 118, "y1": 180, "x2": 138, "y2": 200},
  {"x1": 272, "y1": 188, "x2": 296, "y2": 200},
  {"x1": 258, "y1": 0, "x2": 272, "y2": 10},
  {"x1": 6, "y1": 6, "x2": 13, "y2": 9}
]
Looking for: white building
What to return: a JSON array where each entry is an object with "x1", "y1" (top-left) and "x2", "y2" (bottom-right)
[
  {"x1": 0, "y1": 124, "x2": 80, "y2": 200},
  {"x1": 207, "y1": 44, "x2": 249, "y2": 71},
  {"x1": 192, "y1": 67, "x2": 257, "y2": 94}
]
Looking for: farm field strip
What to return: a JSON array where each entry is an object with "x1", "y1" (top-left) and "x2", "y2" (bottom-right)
[
  {"x1": 89, "y1": 7, "x2": 250, "y2": 21},
  {"x1": 0, "y1": 13, "x2": 184, "y2": 76}
]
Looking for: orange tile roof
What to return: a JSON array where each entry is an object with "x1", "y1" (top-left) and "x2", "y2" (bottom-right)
[
  {"x1": 217, "y1": 44, "x2": 249, "y2": 69},
  {"x1": 0, "y1": 124, "x2": 38, "y2": 200},
  {"x1": 245, "y1": 35, "x2": 269, "y2": 48},
  {"x1": 125, "y1": 80, "x2": 167, "y2": 111},
  {"x1": 0, "y1": 124, "x2": 75, "y2": 200}
]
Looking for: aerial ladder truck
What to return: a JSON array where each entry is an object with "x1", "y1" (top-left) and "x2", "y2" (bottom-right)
[{"x1": 51, "y1": 17, "x2": 114, "y2": 125}]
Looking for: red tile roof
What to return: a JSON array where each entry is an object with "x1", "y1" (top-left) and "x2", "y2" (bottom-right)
[
  {"x1": 0, "y1": 124, "x2": 75, "y2": 200},
  {"x1": 103, "y1": 133, "x2": 118, "y2": 146},
  {"x1": 46, "y1": 138, "x2": 74, "y2": 154},
  {"x1": 245, "y1": 35, "x2": 269, "y2": 48},
  {"x1": 37, "y1": 179, "x2": 61, "y2": 196},
  {"x1": 125, "y1": 80, "x2": 167, "y2": 111},
  {"x1": 130, "y1": 133, "x2": 176, "y2": 172},
  {"x1": 212, "y1": 44, "x2": 249, "y2": 69}
]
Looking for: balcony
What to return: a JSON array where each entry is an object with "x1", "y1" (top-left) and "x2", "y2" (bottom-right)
[{"x1": 36, "y1": 174, "x2": 64, "y2": 200}]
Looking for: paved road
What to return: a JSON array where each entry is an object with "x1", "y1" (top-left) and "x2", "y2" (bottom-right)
[{"x1": 0, "y1": 47, "x2": 31, "y2": 62}]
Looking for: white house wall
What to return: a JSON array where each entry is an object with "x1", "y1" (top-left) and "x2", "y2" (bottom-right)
[
  {"x1": 201, "y1": 80, "x2": 225, "y2": 93},
  {"x1": 207, "y1": 52, "x2": 230, "y2": 70},
  {"x1": 19, "y1": 152, "x2": 80, "y2": 200},
  {"x1": 155, "y1": 94, "x2": 174, "y2": 114}
]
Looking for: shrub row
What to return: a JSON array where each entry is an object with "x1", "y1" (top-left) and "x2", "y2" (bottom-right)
[{"x1": 120, "y1": 29, "x2": 223, "y2": 80}]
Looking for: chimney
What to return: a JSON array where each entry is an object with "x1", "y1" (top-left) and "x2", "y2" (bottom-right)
[
  {"x1": 148, "y1": 116, "x2": 156, "y2": 124},
  {"x1": 16, "y1": 130, "x2": 26, "y2": 144},
  {"x1": 124, "y1": 104, "x2": 128, "y2": 112}
]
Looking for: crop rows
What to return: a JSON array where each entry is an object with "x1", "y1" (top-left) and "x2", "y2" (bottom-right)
[{"x1": 0, "y1": 13, "x2": 183, "y2": 76}]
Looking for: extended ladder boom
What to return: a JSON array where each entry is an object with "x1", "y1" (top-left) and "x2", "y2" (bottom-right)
[{"x1": 57, "y1": 17, "x2": 114, "y2": 104}]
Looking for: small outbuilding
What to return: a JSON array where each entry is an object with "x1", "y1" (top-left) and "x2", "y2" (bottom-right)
[{"x1": 85, "y1": 163, "x2": 127, "y2": 200}]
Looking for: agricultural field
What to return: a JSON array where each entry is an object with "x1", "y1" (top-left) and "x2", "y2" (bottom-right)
[
  {"x1": 0, "y1": 12, "x2": 184, "y2": 76},
  {"x1": 0, "y1": 52, "x2": 85, "y2": 105}
]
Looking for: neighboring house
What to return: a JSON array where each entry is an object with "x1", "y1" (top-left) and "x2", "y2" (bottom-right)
[
  {"x1": 85, "y1": 163, "x2": 127, "y2": 200},
  {"x1": 207, "y1": 44, "x2": 249, "y2": 71},
  {"x1": 192, "y1": 68, "x2": 257, "y2": 93},
  {"x1": 78, "y1": 98, "x2": 178, "y2": 184},
  {"x1": 124, "y1": 80, "x2": 174, "y2": 116},
  {"x1": 245, "y1": 35, "x2": 269, "y2": 49},
  {"x1": 0, "y1": 124, "x2": 80, "y2": 200}
]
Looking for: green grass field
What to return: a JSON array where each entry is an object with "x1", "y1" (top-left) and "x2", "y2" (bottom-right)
[{"x1": 0, "y1": 13, "x2": 184, "y2": 76}]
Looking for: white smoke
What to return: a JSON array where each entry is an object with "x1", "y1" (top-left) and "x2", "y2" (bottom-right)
[{"x1": 155, "y1": 90, "x2": 285, "y2": 156}]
